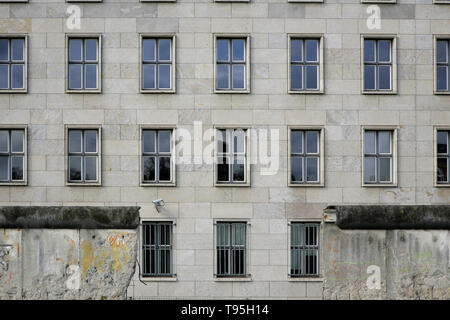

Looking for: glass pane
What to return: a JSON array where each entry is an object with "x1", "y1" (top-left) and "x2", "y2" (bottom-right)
[
  {"x1": 364, "y1": 40, "x2": 375, "y2": 62},
  {"x1": 437, "y1": 158, "x2": 448, "y2": 182},
  {"x1": 0, "y1": 131, "x2": 8, "y2": 152},
  {"x1": 232, "y1": 223, "x2": 245, "y2": 246},
  {"x1": 84, "y1": 156, "x2": 97, "y2": 181},
  {"x1": 11, "y1": 130, "x2": 23, "y2": 153},
  {"x1": 290, "y1": 65, "x2": 302, "y2": 90},
  {"x1": 217, "y1": 64, "x2": 229, "y2": 89},
  {"x1": 69, "y1": 156, "x2": 82, "y2": 181},
  {"x1": 233, "y1": 155, "x2": 245, "y2": 182},
  {"x1": 232, "y1": 39, "x2": 245, "y2": 61},
  {"x1": 143, "y1": 39, "x2": 156, "y2": 62},
  {"x1": 364, "y1": 131, "x2": 376, "y2": 154},
  {"x1": 217, "y1": 156, "x2": 229, "y2": 182},
  {"x1": 378, "y1": 40, "x2": 391, "y2": 62},
  {"x1": 291, "y1": 157, "x2": 303, "y2": 182},
  {"x1": 436, "y1": 66, "x2": 448, "y2": 91},
  {"x1": 84, "y1": 64, "x2": 97, "y2": 89},
  {"x1": 0, "y1": 39, "x2": 8, "y2": 61},
  {"x1": 364, "y1": 65, "x2": 375, "y2": 90},
  {"x1": 291, "y1": 39, "x2": 303, "y2": 62},
  {"x1": 143, "y1": 156, "x2": 155, "y2": 181},
  {"x1": 233, "y1": 129, "x2": 245, "y2": 153},
  {"x1": 232, "y1": 65, "x2": 245, "y2": 89},
  {"x1": 0, "y1": 157, "x2": 7, "y2": 181},
  {"x1": 306, "y1": 131, "x2": 318, "y2": 154},
  {"x1": 379, "y1": 158, "x2": 391, "y2": 182},
  {"x1": 84, "y1": 130, "x2": 97, "y2": 153},
  {"x1": 306, "y1": 157, "x2": 318, "y2": 182},
  {"x1": 158, "y1": 64, "x2": 171, "y2": 89},
  {"x1": 11, "y1": 39, "x2": 24, "y2": 61},
  {"x1": 158, "y1": 131, "x2": 171, "y2": 153},
  {"x1": 0, "y1": 65, "x2": 9, "y2": 89},
  {"x1": 143, "y1": 130, "x2": 156, "y2": 153},
  {"x1": 436, "y1": 41, "x2": 447, "y2": 63},
  {"x1": 11, "y1": 65, "x2": 23, "y2": 89},
  {"x1": 85, "y1": 39, "x2": 98, "y2": 61},
  {"x1": 364, "y1": 157, "x2": 376, "y2": 183},
  {"x1": 306, "y1": 65, "x2": 318, "y2": 90},
  {"x1": 159, "y1": 156, "x2": 171, "y2": 181},
  {"x1": 158, "y1": 39, "x2": 171, "y2": 61},
  {"x1": 437, "y1": 131, "x2": 448, "y2": 154},
  {"x1": 305, "y1": 40, "x2": 318, "y2": 62},
  {"x1": 143, "y1": 64, "x2": 156, "y2": 89},
  {"x1": 217, "y1": 129, "x2": 228, "y2": 154},
  {"x1": 291, "y1": 131, "x2": 302, "y2": 154},
  {"x1": 68, "y1": 64, "x2": 82, "y2": 90},
  {"x1": 217, "y1": 39, "x2": 229, "y2": 62},
  {"x1": 69, "y1": 39, "x2": 82, "y2": 62},
  {"x1": 378, "y1": 131, "x2": 391, "y2": 154},
  {"x1": 217, "y1": 224, "x2": 229, "y2": 246},
  {"x1": 378, "y1": 65, "x2": 391, "y2": 90},
  {"x1": 68, "y1": 130, "x2": 82, "y2": 153}
]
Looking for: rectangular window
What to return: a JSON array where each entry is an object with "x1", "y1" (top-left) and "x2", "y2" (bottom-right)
[
  {"x1": 290, "y1": 223, "x2": 320, "y2": 277},
  {"x1": 435, "y1": 39, "x2": 450, "y2": 93},
  {"x1": 437, "y1": 130, "x2": 449, "y2": 184},
  {"x1": 141, "y1": 129, "x2": 173, "y2": 184},
  {"x1": 290, "y1": 129, "x2": 321, "y2": 184},
  {"x1": 67, "y1": 37, "x2": 100, "y2": 92},
  {"x1": 67, "y1": 128, "x2": 100, "y2": 183},
  {"x1": 0, "y1": 129, "x2": 26, "y2": 183},
  {"x1": 216, "y1": 222, "x2": 246, "y2": 277},
  {"x1": 215, "y1": 128, "x2": 248, "y2": 185},
  {"x1": 289, "y1": 38, "x2": 321, "y2": 92},
  {"x1": 363, "y1": 130, "x2": 394, "y2": 184},
  {"x1": 142, "y1": 221, "x2": 173, "y2": 277},
  {"x1": 215, "y1": 36, "x2": 249, "y2": 92},
  {"x1": 141, "y1": 36, "x2": 175, "y2": 92},
  {"x1": 0, "y1": 37, "x2": 26, "y2": 91}
]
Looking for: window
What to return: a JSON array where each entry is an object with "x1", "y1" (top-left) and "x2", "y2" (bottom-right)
[
  {"x1": 67, "y1": 36, "x2": 101, "y2": 92},
  {"x1": 142, "y1": 221, "x2": 173, "y2": 277},
  {"x1": 0, "y1": 128, "x2": 26, "y2": 184},
  {"x1": 363, "y1": 129, "x2": 397, "y2": 185},
  {"x1": 436, "y1": 130, "x2": 449, "y2": 185},
  {"x1": 215, "y1": 128, "x2": 249, "y2": 185},
  {"x1": 141, "y1": 36, "x2": 175, "y2": 93},
  {"x1": 216, "y1": 222, "x2": 247, "y2": 278},
  {"x1": 288, "y1": 36, "x2": 323, "y2": 93},
  {"x1": 0, "y1": 37, "x2": 26, "y2": 92},
  {"x1": 290, "y1": 223, "x2": 320, "y2": 277},
  {"x1": 435, "y1": 38, "x2": 450, "y2": 93},
  {"x1": 67, "y1": 128, "x2": 101, "y2": 184},
  {"x1": 214, "y1": 36, "x2": 250, "y2": 93},
  {"x1": 362, "y1": 37, "x2": 397, "y2": 94},
  {"x1": 141, "y1": 129, "x2": 174, "y2": 185}
]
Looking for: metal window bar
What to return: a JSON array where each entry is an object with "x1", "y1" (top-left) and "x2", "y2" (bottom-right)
[
  {"x1": 437, "y1": 130, "x2": 449, "y2": 184},
  {"x1": 142, "y1": 38, "x2": 172, "y2": 90},
  {"x1": 363, "y1": 130, "x2": 393, "y2": 184},
  {"x1": 142, "y1": 129, "x2": 172, "y2": 183},
  {"x1": 216, "y1": 39, "x2": 246, "y2": 90},
  {"x1": 0, "y1": 38, "x2": 25, "y2": 90},
  {"x1": 67, "y1": 129, "x2": 99, "y2": 183},
  {"x1": 290, "y1": 223, "x2": 319, "y2": 277},
  {"x1": 0, "y1": 129, "x2": 25, "y2": 182},
  {"x1": 436, "y1": 40, "x2": 449, "y2": 92},
  {"x1": 216, "y1": 129, "x2": 246, "y2": 184},
  {"x1": 216, "y1": 222, "x2": 246, "y2": 277},
  {"x1": 364, "y1": 39, "x2": 392, "y2": 91},
  {"x1": 290, "y1": 39, "x2": 320, "y2": 91},
  {"x1": 290, "y1": 130, "x2": 320, "y2": 184},
  {"x1": 142, "y1": 222, "x2": 173, "y2": 277},
  {"x1": 68, "y1": 38, "x2": 99, "y2": 90}
]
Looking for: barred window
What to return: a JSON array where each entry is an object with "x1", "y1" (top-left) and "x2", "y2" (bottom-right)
[
  {"x1": 0, "y1": 38, "x2": 25, "y2": 91},
  {"x1": 141, "y1": 37, "x2": 174, "y2": 91},
  {"x1": 215, "y1": 37, "x2": 247, "y2": 91},
  {"x1": 142, "y1": 129, "x2": 172, "y2": 183},
  {"x1": 216, "y1": 128, "x2": 247, "y2": 184},
  {"x1": 436, "y1": 39, "x2": 449, "y2": 92},
  {"x1": 68, "y1": 37, "x2": 100, "y2": 91},
  {"x1": 363, "y1": 39, "x2": 393, "y2": 91},
  {"x1": 142, "y1": 222, "x2": 173, "y2": 277},
  {"x1": 290, "y1": 223, "x2": 319, "y2": 277},
  {"x1": 0, "y1": 129, "x2": 25, "y2": 182},
  {"x1": 290, "y1": 130, "x2": 320, "y2": 183},
  {"x1": 290, "y1": 38, "x2": 320, "y2": 91},
  {"x1": 363, "y1": 130, "x2": 393, "y2": 184},
  {"x1": 68, "y1": 129, "x2": 99, "y2": 183},
  {"x1": 437, "y1": 130, "x2": 449, "y2": 184},
  {"x1": 216, "y1": 222, "x2": 246, "y2": 277}
]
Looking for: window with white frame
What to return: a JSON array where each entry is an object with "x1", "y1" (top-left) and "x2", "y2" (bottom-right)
[
  {"x1": 142, "y1": 221, "x2": 173, "y2": 277},
  {"x1": 216, "y1": 222, "x2": 247, "y2": 278},
  {"x1": 362, "y1": 37, "x2": 395, "y2": 93},
  {"x1": 67, "y1": 37, "x2": 100, "y2": 92},
  {"x1": 363, "y1": 130, "x2": 394, "y2": 184},
  {"x1": 290, "y1": 129, "x2": 321, "y2": 184},
  {"x1": 436, "y1": 39, "x2": 450, "y2": 93},
  {"x1": 67, "y1": 128, "x2": 100, "y2": 183},
  {"x1": 289, "y1": 38, "x2": 321, "y2": 92},
  {"x1": 0, "y1": 128, "x2": 26, "y2": 184},
  {"x1": 0, "y1": 37, "x2": 26, "y2": 91},
  {"x1": 290, "y1": 222, "x2": 320, "y2": 277},
  {"x1": 141, "y1": 129, "x2": 173, "y2": 184},
  {"x1": 437, "y1": 130, "x2": 449, "y2": 184}
]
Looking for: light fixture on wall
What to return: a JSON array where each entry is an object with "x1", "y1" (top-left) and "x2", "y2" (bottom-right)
[{"x1": 152, "y1": 199, "x2": 165, "y2": 213}]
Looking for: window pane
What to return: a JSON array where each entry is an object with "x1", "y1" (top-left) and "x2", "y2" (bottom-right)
[
  {"x1": 291, "y1": 39, "x2": 303, "y2": 62},
  {"x1": 217, "y1": 129, "x2": 228, "y2": 154},
  {"x1": 291, "y1": 157, "x2": 303, "y2": 182},
  {"x1": 364, "y1": 157, "x2": 376, "y2": 183},
  {"x1": 143, "y1": 130, "x2": 156, "y2": 153},
  {"x1": 11, "y1": 39, "x2": 24, "y2": 61},
  {"x1": 84, "y1": 156, "x2": 97, "y2": 181},
  {"x1": 143, "y1": 64, "x2": 156, "y2": 89},
  {"x1": 0, "y1": 65, "x2": 9, "y2": 89},
  {"x1": 69, "y1": 39, "x2": 82, "y2": 62},
  {"x1": 11, "y1": 65, "x2": 23, "y2": 89},
  {"x1": 68, "y1": 64, "x2": 82, "y2": 90},
  {"x1": 306, "y1": 157, "x2": 318, "y2": 182},
  {"x1": 232, "y1": 39, "x2": 245, "y2": 61},
  {"x1": 436, "y1": 41, "x2": 447, "y2": 63},
  {"x1": 364, "y1": 40, "x2": 375, "y2": 62},
  {"x1": 306, "y1": 131, "x2": 318, "y2": 154},
  {"x1": 158, "y1": 64, "x2": 171, "y2": 89},
  {"x1": 232, "y1": 65, "x2": 245, "y2": 89},
  {"x1": 217, "y1": 64, "x2": 229, "y2": 89},
  {"x1": 217, "y1": 39, "x2": 229, "y2": 62},
  {"x1": 217, "y1": 156, "x2": 229, "y2": 182},
  {"x1": 84, "y1": 130, "x2": 97, "y2": 153},
  {"x1": 143, "y1": 156, "x2": 155, "y2": 181},
  {"x1": 291, "y1": 131, "x2": 302, "y2": 154},
  {"x1": 378, "y1": 65, "x2": 391, "y2": 90},
  {"x1": 143, "y1": 39, "x2": 156, "y2": 62},
  {"x1": 158, "y1": 131, "x2": 171, "y2": 153},
  {"x1": 84, "y1": 64, "x2": 97, "y2": 89},
  {"x1": 158, "y1": 39, "x2": 171, "y2": 61},
  {"x1": 0, "y1": 39, "x2": 8, "y2": 61},
  {"x1": 378, "y1": 40, "x2": 391, "y2": 62},
  {"x1": 437, "y1": 131, "x2": 448, "y2": 154},
  {"x1": 69, "y1": 156, "x2": 82, "y2": 181},
  {"x1": 364, "y1": 65, "x2": 376, "y2": 90},
  {"x1": 306, "y1": 65, "x2": 318, "y2": 90},
  {"x1": 69, "y1": 130, "x2": 82, "y2": 153},
  {"x1": 364, "y1": 131, "x2": 376, "y2": 154},
  {"x1": 232, "y1": 223, "x2": 245, "y2": 246},
  {"x1": 159, "y1": 156, "x2": 171, "y2": 181},
  {"x1": 290, "y1": 65, "x2": 302, "y2": 90},
  {"x1": 378, "y1": 131, "x2": 391, "y2": 154},
  {"x1": 0, "y1": 157, "x2": 7, "y2": 181},
  {"x1": 437, "y1": 66, "x2": 448, "y2": 91},
  {"x1": 85, "y1": 39, "x2": 98, "y2": 61},
  {"x1": 233, "y1": 155, "x2": 245, "y2": 182},
  {"x1": 379, "y1": 158, "x2": 391, "y2": 182},
  {"x1": 11, "y1": 157, "x2": 22, "y2": 180},
  {"x1": 233, "y1": 129, "x2": 245, "y2": 153},
  {"x1": 305, "y1": 40, "x2": 318, "y2": 62},
  {"x1": 11, "y1": 130, "x2": 23, "y2": 153},
  {"x1": 437, "y1": 158, "x2": 448, "y2": 182},
  {"x1": 217, "y1": 224, "x2": 229, "y2": 246},
  {"x1": 0, "y1": 131, "x2": 8, "y2": 152}
]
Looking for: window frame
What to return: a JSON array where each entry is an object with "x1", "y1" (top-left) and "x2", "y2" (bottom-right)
[
  {"x1": 433, "y1": 35, "x2": 450, "y2": 95},
  {"x1": 65, "y1": 125, "x2": 102, "y2": 186},
  {"x1": 65, "y1": 34, "x2": 102, "y2": 94},
  {"x1": 434, "y1": 126, "x2": 450, "y2": 187},
  {"x1": 139, "y1": 125, "x2": 176, "y2": 187},
  {"x1": 139, "y1": 34, "x2": 176, "y2": 94},
  {"x1": 361, "y1": 35, "x2": 397, "y2": 95},
  {"x1": 213, "y1": 34, "x2": 251, "y2": 94},
  {"x1": 0, "y1": 35, "x2": 27, "y2": 93},
  {"x1": 0, "y1": 125, "x2": 27, "y2": 186},
  {"x1": 360, "y1": 0, "x2": 396, "y2": 3},
  {"x1": 361, "y1": 126, "x2": 398, "y2": 187},
  {"x1": 287, "y1": 34, "x2": 324, "y2": 94}
]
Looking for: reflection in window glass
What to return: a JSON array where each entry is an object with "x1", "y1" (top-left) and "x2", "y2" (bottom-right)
[
  {"x1": 437, "y1": 131, "x2": 449, "y2": 184},
  {"x1": 436, "y1": 40, "x2": 450, "y2": 92},
  {"x1": 68, "y1": 38, "x2": 99, "y2": 90}
]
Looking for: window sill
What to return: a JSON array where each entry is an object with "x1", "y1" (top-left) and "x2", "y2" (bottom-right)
[
  {"x1": 140, "y1": 89, "x2": 176, "y2": 94},
  {"x1": 434, "y1": 0, "x2": 450, "y2": 3},
  {"x1": 288, "y1": 0, "x2": 323, "y2": 2},
  {"x1": 361, "y1": 0, "x2": 396, "y2": 3},
  {"x1": 288, "y1": 277, "x2": 323, "y2": 282},
  {"x1": 66, "y1": 182, "x2": 102, "y2": 187},
  {"x1": 214, "y1": 276, "x2": 252, "y2": 282},
  {"x1": 139, "y1": 276, "x2": 177, "y2": 282},
  {"x1": 214, "y1": 90, "x2": 250, "y2": 94},
  {"x1": 66, "y1": 90, "x2": 102, "y2": 94},
  {"x1": 361, "y1": 90, "x2": 397, "y2": 95},
  {"x1": 434, "y1": 183, "x2": 450, "y2": 187},
  {"x1": 0, "y1": 89, "x2": 27, "y2": 94},
  {"x1": 66, "y1": 0, "x2": 102, "y2": 2},
  {"x1": 362, "y1": 183, "x2": 397, "y2": 188},
  {"x1": 140, "y1": 182, "x2": 176, "y2": 187},
  {"x1": 214, "y1": 182, "x2": 250, "y2": 187},
  {"x1": 288, "y1": 90, "x2": 324, "y2": 94},
  {"x1": 0, "y1": 182, "x2": 27, "y2": 186},
  {"x1": 434, "y1": 91, "x2": 450, "y2": 95},
  {"x1": 289, "y1": 182, "x2": 324, "y2": 187}
]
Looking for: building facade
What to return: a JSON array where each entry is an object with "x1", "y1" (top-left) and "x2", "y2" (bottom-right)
[{"x1": 0, "y1": 0, "x2": 449, "y2": 299}]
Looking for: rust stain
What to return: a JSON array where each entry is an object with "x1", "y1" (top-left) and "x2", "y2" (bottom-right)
[{"x1": 17, "y1": 243, "x2": 20, "y2": 257}]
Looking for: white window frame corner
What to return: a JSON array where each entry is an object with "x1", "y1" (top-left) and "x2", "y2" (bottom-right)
[
  {"x1": 0, "y1": 34, "x2": 28, "y2": 94},
  {"x1": 0, "y1": 124, "x2": 28, "y2": 186},
  {"x1": 433, "y1": 126, "x2": 450, "y2": 187}
]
